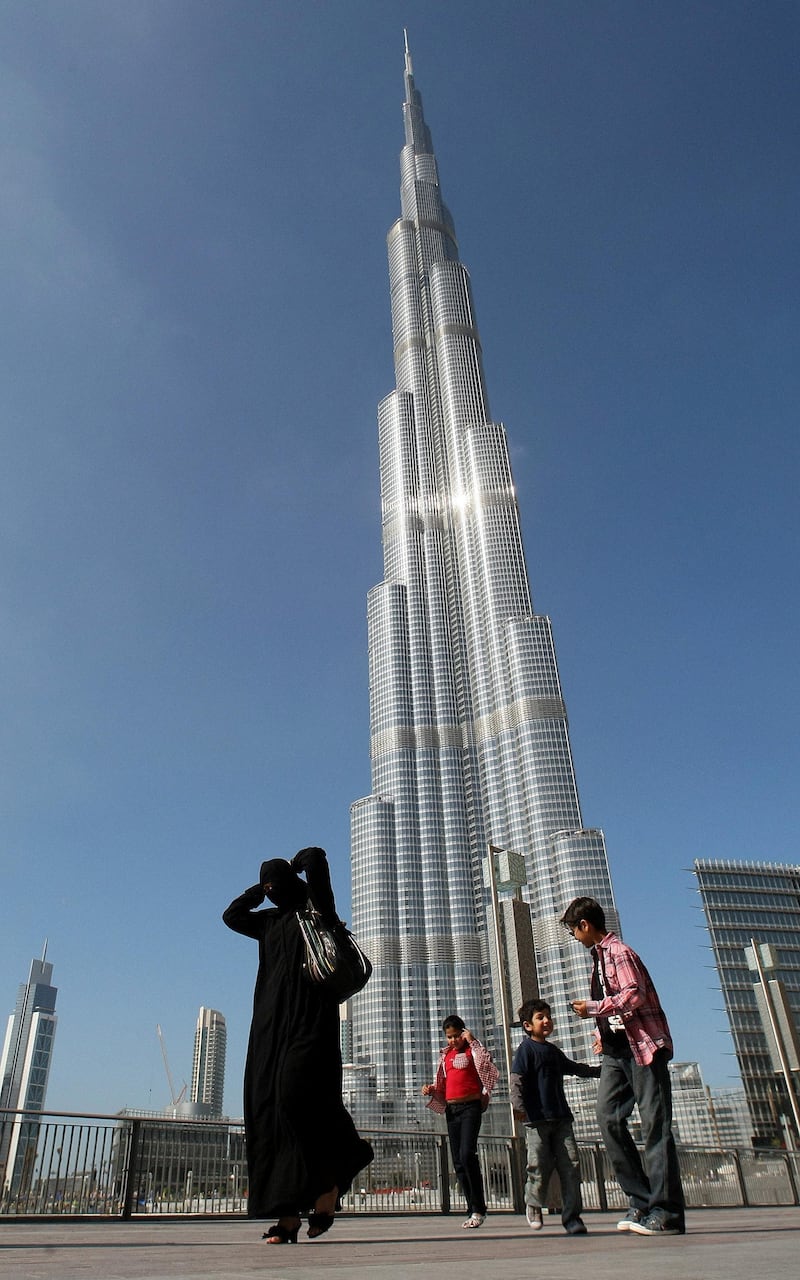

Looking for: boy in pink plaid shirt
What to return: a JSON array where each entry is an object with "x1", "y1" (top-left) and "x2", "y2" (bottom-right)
[{"x1": 562, "y1": 896, "x2": 685, "y2": 1236}]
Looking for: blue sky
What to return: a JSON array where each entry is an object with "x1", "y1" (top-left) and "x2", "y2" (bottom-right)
[{"x1": 1, "y1": 1, "x2": 797, "y2": 1118}]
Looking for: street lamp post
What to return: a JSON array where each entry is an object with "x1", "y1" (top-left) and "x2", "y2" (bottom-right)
[
  {"x1": 746, "y1": 938, "x2": 800, "y2": 1147},
  {"x1": 486, "y1": 843, "x2": 519, "y2": 1136}
]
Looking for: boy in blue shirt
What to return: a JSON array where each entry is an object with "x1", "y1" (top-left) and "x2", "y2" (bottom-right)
[{"x1": 511, "y1": 998, "x2": 601, "y2": 1234}]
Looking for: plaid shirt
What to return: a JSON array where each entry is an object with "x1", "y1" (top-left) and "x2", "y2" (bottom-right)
[
  {"x1": 425, "y1": 1038, "x2": 499, "y2": 1115},
  {"x1": 586, "y1": 932, "x2": 673, "y2": 1066}
]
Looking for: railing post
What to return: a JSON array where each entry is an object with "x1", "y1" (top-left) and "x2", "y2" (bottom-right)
[
  {"x1": 437, "y1": 1134, "x2": 451, "y2": 1213},
  {"x1": 120, "y1": 1120, "x2": 141, "y2": 1221},
  {"x1": 593, "y1": 1143, "x2": 608, "y2": 1211},
  {"x1": 510, "y1": 1134, "x2": 526, "y2": 1213},
  {"x1": 731, "y1": 1148, "x2": 749, "y2": 1207}
]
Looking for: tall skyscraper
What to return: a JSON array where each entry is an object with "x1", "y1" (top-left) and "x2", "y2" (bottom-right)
[
  {"x1": 0, "y1": 947, "x2": 58, "y2": 1193},
  {"x1": 694, "y1": 858, "x2": 800, "y2": 1146},
  {"x1": 190, "y1": 1007, "x2": 226, "y2": 1117},
  {"x1": 350, "y1": 41, "x2": 618, "y2": 1124}
]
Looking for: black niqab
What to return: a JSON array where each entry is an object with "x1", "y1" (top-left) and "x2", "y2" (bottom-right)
[{"x1": 259, "y1": 858, "x2": 308, "y2": 910}]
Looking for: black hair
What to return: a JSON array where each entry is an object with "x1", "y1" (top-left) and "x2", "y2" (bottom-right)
[
  {"x1": 442, "y1": 1014, "x2": 466, "y2": 1033},
  {"x1": 518, "y1": 998, "x2": 551, "y2": 1025},
  {"x1": 560, "y1": 896, "x2": 607, "y2": 933}
]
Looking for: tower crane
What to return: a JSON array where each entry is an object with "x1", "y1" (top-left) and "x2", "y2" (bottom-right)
[{"x1": 156, "y1": 1024, "x2": 187, "y2": 1107}]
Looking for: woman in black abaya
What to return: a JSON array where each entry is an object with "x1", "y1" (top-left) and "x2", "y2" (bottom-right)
[{"x1": 223, "y1": 846, "x2": 373, "y2": 1244}]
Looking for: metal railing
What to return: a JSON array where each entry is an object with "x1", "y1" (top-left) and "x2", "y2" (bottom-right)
[{"x1": 1, "y1": 1108, "x2": 798, "y2": 1219}]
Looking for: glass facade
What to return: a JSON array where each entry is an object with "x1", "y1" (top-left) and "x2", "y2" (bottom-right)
[
  {"x1": 707, "y1": 1086, "x2": 753, "y2": 1149},
  {"x1": 694, "y1": 858, "x2": 800, "y2": 1146},
  {"x1": 0, "y1": 952, "x2": 58, "y2": 1194},
  {"x1": 349, "y1": 43, "x2": 618, "y2": 1127},
  {"x1": 669, "y1": 1062, "x2": 716, "y2": 1147}
]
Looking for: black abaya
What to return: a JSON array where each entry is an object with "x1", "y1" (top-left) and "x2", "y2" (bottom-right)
[{"x1": 223, "y1": 846, "x2": 373, "y2": 1219}]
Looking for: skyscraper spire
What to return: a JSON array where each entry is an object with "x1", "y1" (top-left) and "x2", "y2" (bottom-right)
[
  {"x1": 350, "y1": 46, "x2": 618, "y2": 1131},
  {"x1": 401, "y1": 33, "x2": 435, "y2": 161}
]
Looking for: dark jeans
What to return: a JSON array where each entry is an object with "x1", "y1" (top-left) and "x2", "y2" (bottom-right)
[
  {"x1": 597, "y1": 1049, "x2": 685, "y2": 1228},
  {"x1": 445, "y1": 1100, "x2": 486, "y2": 1216}
]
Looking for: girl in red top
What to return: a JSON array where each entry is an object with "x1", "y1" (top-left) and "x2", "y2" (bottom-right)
[{"x1": 422, "y1": 1015, "x2": 499, "y2": 1228}]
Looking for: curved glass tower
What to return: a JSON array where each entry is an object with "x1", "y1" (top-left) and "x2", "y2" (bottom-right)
[{"x1": 350, "y1": 40, "x2": 618, "y2": 1123}]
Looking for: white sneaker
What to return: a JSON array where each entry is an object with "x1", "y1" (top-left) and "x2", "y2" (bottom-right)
[
  {"x1": 617, "y1": 1207, "x2": 646, "y2": 1231},
  {"x1": 526, "y1": 1206, "x2": 543, "y2": 1230},
  {"x1": 462, "y1": 1212, "x2": 485, "y2": 1229},
  {"x1": 628, "y1": 1212, "x2": 682, "y2": 1236}
]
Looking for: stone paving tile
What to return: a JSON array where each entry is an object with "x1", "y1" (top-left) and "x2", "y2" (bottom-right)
[{"x1": 0, "y1": 1209, "x2": 798, "y2": 1280}]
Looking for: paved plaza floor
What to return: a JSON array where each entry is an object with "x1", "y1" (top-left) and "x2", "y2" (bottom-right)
[{"x1": 1, "y1": 1208, "x2": 798, "y2": 1280}]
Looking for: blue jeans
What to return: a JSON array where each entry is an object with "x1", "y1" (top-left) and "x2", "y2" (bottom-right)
[
  {"x1": 445, "y1": 1100, "x2": 486, "y2": 1215},
  {"x1": 524, "y1": 1118, "x2": 584, "y2": 1229},
  {"x1": 596, "y1": 1049, "x2": 685, "y2": 1228}
]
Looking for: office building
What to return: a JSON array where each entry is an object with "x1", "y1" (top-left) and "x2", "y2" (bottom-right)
[
  {"x1": 114, "y1": 1108, "x2": 243, "y2": 1208},
  {"x1": 0, "y1": 948, "x2": 58, "y2": 1194},
  {"x1": 694, "y1": 858, "x2": 800, "y2": 1146},
  {"x1": 708, "y1": 1087, "x2": 752, "y2": 1149},
  {"x1": 669, "y1": 1062, "x2": 716, "y2": 1147},
  {"x1": 190, "y1": 1007, "x2": 226, "y2": 1117},
  {"x1": 349, "y1": 41, "x2": 618, "y2": 1126},
  {"x1": 339, "y1": 1000, "x2": 354, "y2": 1065}
]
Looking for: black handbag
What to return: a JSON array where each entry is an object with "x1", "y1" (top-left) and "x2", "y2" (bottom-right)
[{"x1": 296, "y1": 907, "x2": 372, "y2": 1001}]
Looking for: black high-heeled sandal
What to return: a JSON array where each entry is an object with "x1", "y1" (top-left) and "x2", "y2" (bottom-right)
[
  {"x1": 262, "y1": 1219, "x2": 300, "y2": 1244},
  {"x1": 307, "y1": 1211, "x2": 335, "y2": 1239}
]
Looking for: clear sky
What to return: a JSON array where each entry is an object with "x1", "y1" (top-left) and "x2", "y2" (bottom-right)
[{"x1": 1, "y1": 1, "x2": 798, "y2": 1119}]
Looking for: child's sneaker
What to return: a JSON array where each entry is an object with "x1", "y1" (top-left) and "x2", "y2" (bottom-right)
[{"x1": 525, "y1": 1206, "x2": 543, "y2": 1230}]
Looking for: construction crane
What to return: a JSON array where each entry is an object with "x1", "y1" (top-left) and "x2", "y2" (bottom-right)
[{"x1": 156, "y1": 1024, "x2": 187, "y2": 1107}]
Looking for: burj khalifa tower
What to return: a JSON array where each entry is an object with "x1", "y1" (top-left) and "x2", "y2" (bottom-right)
[{"x1": 350, "y1": 40, "x2": 619, "y2": 1122}]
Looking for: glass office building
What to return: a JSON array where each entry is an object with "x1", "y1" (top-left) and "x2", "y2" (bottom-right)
[
  {"x1": 707, "y1": 1087, "x2": 752, "y2": 1148},
  {"x1": 694, "y1": 858, "x2": 800, "y2": 1146},
  {"x1": 350, "y1": 42, "x2": 618, "y2": 1124},
  {"x1": 669, "y1": 1062, "x2": 716, "y2": 1147},
  {"x1": 0, "y1": 949, "x2": 58, "y2": 1194}
]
